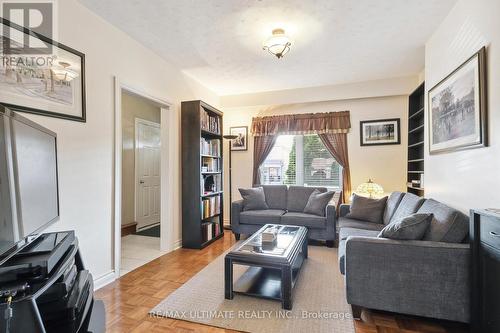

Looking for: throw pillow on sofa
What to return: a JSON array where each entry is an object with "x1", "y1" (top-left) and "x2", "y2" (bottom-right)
[
  {"x1": 378, "y1": 213, "x2": 433, "y2": 240},
  {"x1": 346, "y1": 194, "x2": 388, "y2": 224},
  {"x1": 303, "y1": 189, "x2": 335, "y2": 216},
  {"x1": 238, "y1": 187, "x2": 269, "y2": 211}
]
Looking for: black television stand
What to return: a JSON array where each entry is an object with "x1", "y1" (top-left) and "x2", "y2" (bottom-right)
[{"x1": 0, "y1": 231, "x2": 105, "y2": 333}]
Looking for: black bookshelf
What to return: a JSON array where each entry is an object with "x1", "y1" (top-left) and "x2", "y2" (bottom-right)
[
  {"x1": 407, "y1": 82, "x2": 425, "y2": 196},
  {"x1": 181, "y1": 100, "x2": 224, "y2": 249}
]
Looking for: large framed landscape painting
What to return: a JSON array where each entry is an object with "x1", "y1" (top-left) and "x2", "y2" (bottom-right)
[
  {"x1": 0, "y1": 19, "x2": 86, "y2": 122},
  {"x1": 428, "y1": 47, "x2": 487, "y2": 154},
  {"x1": 360, "y1": 118, "x2": 401, "y2": 146}
]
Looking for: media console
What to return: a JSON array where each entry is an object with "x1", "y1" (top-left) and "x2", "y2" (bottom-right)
[{"x1": 0, "y1": 231, "x2": 105, "y2": 333}]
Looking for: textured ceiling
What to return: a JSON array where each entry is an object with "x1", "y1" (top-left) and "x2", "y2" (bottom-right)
[{"x1": 78, "y1": 0, "x2": 456, "y2": 95}]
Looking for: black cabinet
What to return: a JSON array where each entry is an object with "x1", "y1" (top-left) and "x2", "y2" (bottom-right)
[{"x1": 470, "y1": 209, "x2": 500, "y2": 333}]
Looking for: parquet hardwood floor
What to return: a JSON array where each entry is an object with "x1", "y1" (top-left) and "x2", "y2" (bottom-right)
[{"x1": 95, "y1": 233, "x2": 469, "y2": 333}]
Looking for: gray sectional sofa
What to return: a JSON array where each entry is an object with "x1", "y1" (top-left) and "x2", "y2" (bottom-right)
[
  {"x1": 338, "y1": 191, "x2": 471, "y2": 323},
  {"x1": 231, "y1": 185, "x2": 337, "y2": 246}
]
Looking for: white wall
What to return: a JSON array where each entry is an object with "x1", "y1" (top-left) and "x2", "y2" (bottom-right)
[
  {"x1": 19, "y1": 0, "x2": 219, "y2": 285},
  {"x1": 425, "y1": 0, "x2": 500, "y2": 212},
  {"x1": 221, "y1": 76, "x2": 418, "y2": 108},
  {"x1": 223, "y1": 95, "x2": 408, "y2": 224}
]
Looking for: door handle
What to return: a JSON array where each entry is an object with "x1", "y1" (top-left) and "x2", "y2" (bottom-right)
[
  {"x1": 490, "y1": 231, "x2": 500, "y2": 237},
  {"x1": 139, "y1": 180, "x2": 145, "y2": 184}
]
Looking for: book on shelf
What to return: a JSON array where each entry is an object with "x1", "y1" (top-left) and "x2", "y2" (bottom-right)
[
  {"x1": 201, "y1": 156, "x2": 219, "y2": 172},
  {"x1": 202, "y1": 196, "x2": 221, "y2": 219},
  {"x1": 200, "y1": 138, "x2": 220, "y2": 156},
  {"x1": 202, "y1": 222, "x2": 221, "y2": 242},
  {"x1": 200, "y1": 108, "x2": 220, "y2": 134}
]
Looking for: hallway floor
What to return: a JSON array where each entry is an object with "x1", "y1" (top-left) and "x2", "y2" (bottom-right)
[{"x1": 120, "y1": 234, "x2": 168, "y2": 276}]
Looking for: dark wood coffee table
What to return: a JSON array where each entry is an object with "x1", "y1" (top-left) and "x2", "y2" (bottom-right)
[{"x1": 224, "y1": 224, "x2": 308, "y2": 310}]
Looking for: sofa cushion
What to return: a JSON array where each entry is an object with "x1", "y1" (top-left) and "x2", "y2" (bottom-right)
[
  {"x1": 419, "y1": 199, "x2": 469, "y2": 243},
  {"x1": 339, "y1": 227, "x2": 382, "y2": 241},
  {"x1": 261, "y1": 185, "x2": 288, "y2": 210},
  {"x1": 346, "y1": 194, "x2": 388, "y2": 224},
  {"x1": 378, "y1": 213, "x2": 433, "y2": 240},
  {"x1": 239, "y1": 187, "x2": 269, "y2": 211},
  {"x1": 281, "y1": 212, "x2": 326, "y2": 229},
  {"x1": 338, "y1": 217, "x2": 385, "y2": 231},
  {"x1": 286, "y1": 186, "x2": 327, "y2": 212},
  {"x1": 239, "y1": 209, "x2": 285, "y2": 225},
  {"x1": 338, "y1": 227, "x2": 380, "y2": 275},
  {"x1": 382, "y1": 191, "x2": 405, "y2": 225},
  {"x1": 303, "y1": 189, "x2": 335, "y2": 216},
  {"x1": 389, "y1": 192, "x2": 425, "y2": 224}
]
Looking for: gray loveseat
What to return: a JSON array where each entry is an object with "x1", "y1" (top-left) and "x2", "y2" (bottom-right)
[
  {"x1": 231, "y1": 185, "x2": 337, "y2": 246},
  {"x1": 338, "y1": 191, "x2": 470, "y2": 323}
]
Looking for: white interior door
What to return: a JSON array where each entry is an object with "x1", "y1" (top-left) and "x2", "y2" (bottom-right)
[{"x1": 135, "y1": 118, "x2": 161, "y2": 229}]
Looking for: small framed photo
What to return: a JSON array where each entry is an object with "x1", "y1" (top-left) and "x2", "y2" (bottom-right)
[
  {"x1": 230, "y1": 126, "x2": 248, "y2": 151},
  {"x1": 0, "y1": 18, "x2": 86, "y2": 122},
  {"x1": 428, "y1": 47, "x2": 487, "y2": 154},
  {"x1": 360, "y1": 118, "x2": 401, "y2": 146}
]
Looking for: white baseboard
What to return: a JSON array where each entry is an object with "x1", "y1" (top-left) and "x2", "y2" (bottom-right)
[
  {"x1": 94, "y1": 270, "x2": 116, "y2": 290},
  {"x1": 173, "y1": 239, "x2": 182, "y2": 250}
]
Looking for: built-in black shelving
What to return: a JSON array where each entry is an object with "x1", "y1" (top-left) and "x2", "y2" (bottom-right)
[
  {"x1": 181, "y1": 100, "x2": 224, "y2": 249},
  {"x1": 407, "y1": 83, "x2": 425, "y2": 196}
]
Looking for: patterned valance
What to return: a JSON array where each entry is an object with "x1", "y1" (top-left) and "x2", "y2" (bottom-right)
[{"x1": 250, "y1": 111, "x2": 351, "y2": 136}]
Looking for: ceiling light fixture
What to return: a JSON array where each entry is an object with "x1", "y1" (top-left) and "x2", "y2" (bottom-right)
[{"x1": 262, "y1": 28, "x2": 292, "y2": 59}]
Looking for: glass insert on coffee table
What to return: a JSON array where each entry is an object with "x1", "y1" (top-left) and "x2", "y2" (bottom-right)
[{"x1": 224, "y1": 224, "x2": 308, "y2": 310}]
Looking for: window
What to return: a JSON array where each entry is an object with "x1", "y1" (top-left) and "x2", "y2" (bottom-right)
[{"x1": 260, "y1": 134, "x2": 341, "y2": 189}]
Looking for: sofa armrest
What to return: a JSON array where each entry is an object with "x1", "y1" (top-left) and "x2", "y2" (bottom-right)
[
  {"x1": 325, "y1": 204, "x2": 337, "y2": 232},
  {"x1": 231, "y1": 200, "x2": 244, "y2": 232},
  {"x1": 345, "y1": 236, "x2": 470, "y2": 322},
  {"x1": 339, "y1": 204, "x2": 351, "y2": 217}
]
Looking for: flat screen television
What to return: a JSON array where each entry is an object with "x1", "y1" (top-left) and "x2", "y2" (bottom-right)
[{"x1": 0, "y1": 104, "x2": 59, "y2": 265}]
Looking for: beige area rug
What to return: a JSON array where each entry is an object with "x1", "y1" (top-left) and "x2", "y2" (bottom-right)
[{"x1": 150, "y1": 246, "x2": 355, "y2": 333}]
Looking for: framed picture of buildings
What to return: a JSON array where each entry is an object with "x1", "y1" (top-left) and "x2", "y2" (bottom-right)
[
  {"x1": 428, "y1": 47, "x2": 487, "y2": 154},
  {"x1": 230, "y1": 126, "x2": 248, "y2": 151},
  {"x1": 360, "y1": 118, "x2": 401, "y2": 146},
  {"x1": 0, "y1": 18, "x2": 86, "y2": 122}
]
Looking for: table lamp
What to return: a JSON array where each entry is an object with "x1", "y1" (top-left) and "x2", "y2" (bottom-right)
[{"x1": 356, "y1": 179, "x2": 384, "y2": 198}]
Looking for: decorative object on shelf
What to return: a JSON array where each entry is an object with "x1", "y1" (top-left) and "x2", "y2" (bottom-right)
[
  {"x1": 360, "y1": 118, "x2": 401, "y2": 146},
  {"x1": 0, "y1": 18, "x2": 86, "y2": 122},
  {"x1": 428, "y1": 47, "x2": 487, "y2": 154},
  {"x1": 262, "y1": 28, "x2": 292, "y2": 59},
  {"x1": 229, "y1": 126, "x2": 248, "y2": 151},
  {"x1": 223, "y1": 134, "x2": 238, "y2": 228},
  {"x1": 356, "y1": 179, "x2": 384, "y2": 198}
]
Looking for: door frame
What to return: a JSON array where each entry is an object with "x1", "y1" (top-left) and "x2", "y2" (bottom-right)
[
  {"x1": 134, "y1": 117, "x2": 161, "y2": 230},
  {"x1": 113, "y1": 76, "x2": 175, "y2": 279}
]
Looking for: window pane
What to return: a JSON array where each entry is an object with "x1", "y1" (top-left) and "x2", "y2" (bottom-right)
[
  {"x1": 302, "y1": 134, "x2": 340, "y2": 188},
  {"x1": 260, "y1": 135, "x2": 295, "y2": 185},
  {"x1": 260, "y1": 134, "x2": 341, "y2": 189}
]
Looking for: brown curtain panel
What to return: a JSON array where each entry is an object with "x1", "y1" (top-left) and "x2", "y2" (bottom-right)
[
  {"x1": 251, "y1": 111, "x2": 350, "y2": 136},
  {"x1": 252, "y1": 135, "x2": 277, "y2": 186},
  {"x1": 319, "y1": 133, "x2": 352, "y2": 203}
]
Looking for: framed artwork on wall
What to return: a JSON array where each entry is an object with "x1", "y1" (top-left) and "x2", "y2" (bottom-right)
[
  {"x1": 360, "y1": 118, "x2": 401, "y2": 146},
  {"x1": 428, "y1": 47, "x2": 487, "y2": 154},
  {"x1": 230, "y1": 126, "x2": 248, "y2": 151},
  {"x1": 0, "y1": 18, "x2": 86, "y2": 122}
]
